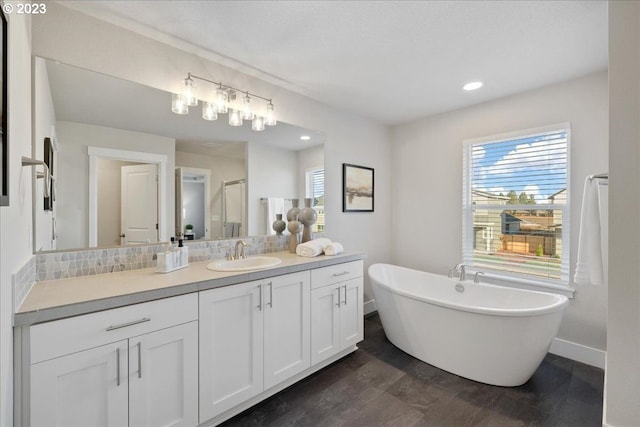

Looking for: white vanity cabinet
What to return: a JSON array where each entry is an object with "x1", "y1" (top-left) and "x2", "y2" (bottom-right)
[
  {"x1": 310, "y1": 261, "x2": 364, "y2": 365},
  {"x1": 198, "y1": 271, "x2": 310, "y2": 422},
  {"x1": 28, "y1": 294, "x2": 198, "y2": 427}
]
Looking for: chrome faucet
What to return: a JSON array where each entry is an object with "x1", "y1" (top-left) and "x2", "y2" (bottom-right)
[
  {"x1": 234, "y1": 240, "x2": 248, "y2": 260},
  {"x1": 455, "y1": 263, "x2": 466, "y2": 281}
]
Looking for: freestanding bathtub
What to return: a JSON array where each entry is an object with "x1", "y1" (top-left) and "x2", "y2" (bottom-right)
[{"x1": 368, "y1": 263, "x2": 569, "y2": 387}]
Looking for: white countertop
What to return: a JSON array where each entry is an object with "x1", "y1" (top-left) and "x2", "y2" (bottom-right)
[{"x1": 15, "y1": 251, "x2": 365, "y2": 326}]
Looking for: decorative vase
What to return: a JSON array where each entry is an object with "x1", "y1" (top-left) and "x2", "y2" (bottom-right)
[
  {"x1": 286, "y1": 199, "x2": 301, "y2": 222},
  {"x1": 272, "y1": 214, "x2": 286, "y2": 235},
  {"x1": 299, "y1": 198, "x2": 318, "y2": 243},
  {"x1": 287, "y1": 215, "x2": 301, "y2": 253}
]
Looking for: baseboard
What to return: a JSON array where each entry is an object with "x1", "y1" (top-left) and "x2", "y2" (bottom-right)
[
  {"x1": 364, "y1": 299, "x2": 377, "y2": 315},
  {"x1": 549, "y1": 337, "x2": 606, "y2": 369}
]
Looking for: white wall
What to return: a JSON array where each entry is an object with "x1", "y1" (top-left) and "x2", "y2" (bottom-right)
[
  {"x1": 0, "y1": 12, "x2": 33, "y2": 427},
  {"x1": 31, "y1": 2, "x2": 391, "y2": 301},
  {"x1": 391, "y1": 72, "x2": 609, "y2": 353},
  {"x1": 54, "y1": 121, "x2": 175, "y2": 249},
  {"x1": 605, "y1": 2, "x2": 640, "y2": 425},
  {"x1": 33, "y1": 56, "x2": 56, "y2": 251},
  {"x1": 247, "y1": 141, "x2": 298, "y2": 236},
  {"x1": 175, "y1": 150, "x2": 245, "y2": 239}
]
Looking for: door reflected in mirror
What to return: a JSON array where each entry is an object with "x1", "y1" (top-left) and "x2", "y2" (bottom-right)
[{"x1": 33, "y1": 57, "x2": 325, "y2": 252}]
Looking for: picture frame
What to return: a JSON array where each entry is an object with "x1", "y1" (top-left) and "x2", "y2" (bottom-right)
[
  {"x1": 342, "y1": 163, "x2": 374, "y2": 212},
  {"x1": 43, "y1": 137, "x2": 54, "y2": 211},
  {"x1": 0, "y1": 11, "x2": 8, "y2": 206}
]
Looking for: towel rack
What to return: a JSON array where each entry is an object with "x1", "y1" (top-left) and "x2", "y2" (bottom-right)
[{"x1": 589, "y1": 173, "x2": 608, "y2": 180}]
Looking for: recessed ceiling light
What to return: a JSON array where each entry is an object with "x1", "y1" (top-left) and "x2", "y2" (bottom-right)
[
  {"x1": 300, "y1": 135, "x2": 311, "y2": 141},
  {"x1": 463, "y1": 81, "x2": 483, "y2": 91}
]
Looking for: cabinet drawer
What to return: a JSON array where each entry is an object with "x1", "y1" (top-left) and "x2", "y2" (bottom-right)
[
  {"x1": 31, "y1": 293, "x2": 198, "y2": 364},
  {"x1": 311, "y1": 260, "x2": 363, "y2": 289}
]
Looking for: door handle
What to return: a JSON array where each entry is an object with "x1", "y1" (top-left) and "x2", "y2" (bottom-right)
[
  {"x1": 119, "y1": 233, "x2": 126, "y2": 238},
  {"x1": 336, "y1": 287, "x2": 341, "y2": 307},
  {"x1": 257, "y1": 285, "x2": 262, "y2": 311},
  {"x1": 343, "y1": 285, "x2": 347, "y2": 306},
  {"x1": 267, "y1": 282, "x2": 273, "y2": 308},
  {"x1": 116, "y1": 347, "x2": 121, "y2": 387},
  {"x1": 137, "y1": 342, "x2": 142, "y2": 379}
]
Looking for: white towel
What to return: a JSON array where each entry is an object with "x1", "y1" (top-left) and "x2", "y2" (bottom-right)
[
  {"x1": 574, "y1": 177, "x2": 604, "y2": 285},
  {"x1": 296, "y1": 238, "x2": 332, "y2": 257},
  {"x1": 265, "y1": 198, "x2": 285, "y2": 235},
  {"x1": 324, "y1": 242, "x2": 344, "y2": 256}
]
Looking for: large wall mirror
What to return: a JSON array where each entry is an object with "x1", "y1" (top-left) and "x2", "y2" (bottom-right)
[{"x1": 32, "y1": 57, "x2": 325, "y2": 252}]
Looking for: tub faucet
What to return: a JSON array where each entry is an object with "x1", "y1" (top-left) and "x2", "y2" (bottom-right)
[
  {"x1": 455, "y1": 263, "x2": 466, "y2": 281},
  {"x1": 234, "y1": 240, "x2": 249, "y2": 260}
]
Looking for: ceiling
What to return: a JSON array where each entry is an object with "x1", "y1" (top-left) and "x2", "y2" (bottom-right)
[{"x1": 60, "y1": 1, "x2": 608, "y2": 126}]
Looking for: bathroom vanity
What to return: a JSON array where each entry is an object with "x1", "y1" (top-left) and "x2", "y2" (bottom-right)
[{"x1": 14, "y1": 252, "x2": 364, "y2": 427}]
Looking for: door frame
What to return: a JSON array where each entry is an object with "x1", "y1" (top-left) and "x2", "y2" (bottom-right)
[
  {"x1": 179, "y1": 166, "x2": 212, "y2": 240},
  {"x1": 88, "y1": 147, "x2": 168, "y2": 247}
]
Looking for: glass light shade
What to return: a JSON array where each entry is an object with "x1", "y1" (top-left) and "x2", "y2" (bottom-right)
[
  {"x1": 202, "y1": 102, "x2": 218, "y2": 121},
  {"x1": 215, "y1": 88, "x2": 228, "y2": 113},
  {"x1": 171, "y1": 93, "x2": 189, "y2": 114},
  {"x1": 265, "y1": 103, "x2": 277, "y2": 126},
  {"x1": 242, "y1": 94, "x2": 254, "y2": 120},
  {"x1": 182, "y1": 77, "x2": 198, "y2": 106},
  {"x1": 228, "y1": 108, "x2": 243, "y2": 126},
  {"x1": 252, "y1": 115, "x2": 265, "y2": 131}
]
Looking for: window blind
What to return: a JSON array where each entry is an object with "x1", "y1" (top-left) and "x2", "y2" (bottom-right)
[{"x1": 462, "y1": 125, "x2": 570, "y2": 282}]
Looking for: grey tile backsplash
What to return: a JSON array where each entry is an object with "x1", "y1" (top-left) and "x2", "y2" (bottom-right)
[
  {"x1": 13, "y1": 257, "x2": 36, "y2": 314},
  {"x1": 35, "y1": 235, "x2": 291, "y2": 282}
]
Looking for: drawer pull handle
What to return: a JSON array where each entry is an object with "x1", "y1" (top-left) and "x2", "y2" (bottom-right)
[
  {"x1": 116, "y1": 348, "x2": 121, "y2": 387},
  {"x1": 138, "y1": 342, "x2": 142, "y2": 379},
  {"x1": 332, "y1": 271, "x2": 350, "y2": 277},
  {"x1": 106, "y1": 317, "x2": 151, "y2": 331}
]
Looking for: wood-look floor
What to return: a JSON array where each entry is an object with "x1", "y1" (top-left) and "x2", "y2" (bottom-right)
[{"x1": 221, "y1": 314, "x2": 604, "y2": 427}]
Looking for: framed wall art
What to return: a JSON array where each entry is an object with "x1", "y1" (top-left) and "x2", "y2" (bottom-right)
[{"x1": 342, "y1": 163, "x2": 374, "y2": 212}]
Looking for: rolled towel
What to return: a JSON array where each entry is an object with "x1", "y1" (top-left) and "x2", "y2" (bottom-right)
[
  {"x1": 296, "y1": 238, "x2": 332, "y2": 257},
  {"x1": 324, "y1": 242, "x2": 344, "y2": 256}
]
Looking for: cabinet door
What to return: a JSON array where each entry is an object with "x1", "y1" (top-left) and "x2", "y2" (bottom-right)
[
  {"x1": 199, "y1": 281, "x2": 264, "y2": 422},
  {"x1": 129, "y1": 321, "x2": 198, "y2": 427},
  {"x1": 263, "y1": 271, "x2": 311, "y2": 389},
  {"x1": 31, "y1": 340, "x2": 128, "y2": 427},
  {"x1": 310, "y1": 284, "x2": 341, "y2": 365},
  {"x1": 340, "y1": 277, "x2": 364, "y2": 350}
]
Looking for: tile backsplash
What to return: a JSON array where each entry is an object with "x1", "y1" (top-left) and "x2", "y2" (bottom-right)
[
  {"x1": 35, "y1": 235, "x2": 291, "y2": 282},
  {"x1": 13, "y1": 257, "x2": 36, "y2": 314}
]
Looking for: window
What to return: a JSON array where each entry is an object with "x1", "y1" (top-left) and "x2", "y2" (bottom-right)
[
  {"x1": 306, "y1": 168, "x2": 325, "y2": 232},
  {"x1": 463, "y1": 124, "x2": 569, "y2": 283}
]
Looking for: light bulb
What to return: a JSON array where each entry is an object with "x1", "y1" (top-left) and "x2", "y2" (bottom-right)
[
  {"x1": 215, "y1": 86, "x2": 228, "y2": 113},
  {"x1": 171, "y1": 93, "x2": 188, "y2": 114},
  {"x1": 252, "y1": 115, "x2": 265, "y2": 131},
  {"x1": 228, "y1": 108, "x2": 243, "y2": 126},
  {"x1": 242, "y1": 93, "x2": 254, "y2": 120},
  {"x1": 202, "y1": 102, "x2": 218, "y2": 120},
  {"x1": 265, "y1": 102, "x2": 277, "y2": 126},
  {"x1": 182, "y1": 77, "x2": 198, "y2": 106}
]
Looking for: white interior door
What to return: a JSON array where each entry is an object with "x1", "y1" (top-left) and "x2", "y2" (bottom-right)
[{"x1": 121, "y1": 164, "x2": 158, "y2": 245}]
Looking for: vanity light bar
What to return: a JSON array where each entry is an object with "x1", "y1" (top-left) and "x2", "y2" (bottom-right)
[{"x1": 172, "y1": 72, "x2": 276, "y2": 130}]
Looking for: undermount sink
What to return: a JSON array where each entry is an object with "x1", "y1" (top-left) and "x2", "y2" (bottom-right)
[{"x1": 207, "y1": 256, "x2": 282, "y2": 272}]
